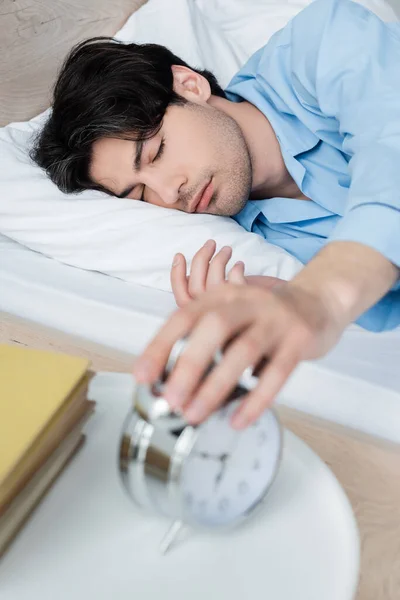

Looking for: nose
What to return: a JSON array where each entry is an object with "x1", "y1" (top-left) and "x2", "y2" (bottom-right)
[{"x1": 146, "y1": 171, "x2": 187, "y2": 207}]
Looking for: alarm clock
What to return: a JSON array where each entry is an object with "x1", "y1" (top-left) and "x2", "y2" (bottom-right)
[{"x1": 119, "y1": 339, "x2": 283, "y2": 553}]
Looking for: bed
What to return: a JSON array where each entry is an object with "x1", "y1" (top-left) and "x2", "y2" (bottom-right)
[
  {"x1": 1, "y1": 0, "x2": 399, "y2": 387},
  {"x1": 1, "y1": 2, "x2": 400, "y2": 596}
]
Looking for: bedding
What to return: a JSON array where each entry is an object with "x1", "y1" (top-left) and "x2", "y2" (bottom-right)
[
  {"x1": 1, "y1": 231, "x2": 399, "y2": 443},
  {"x1": 0, "y1": 116, "x2": 301, "y2": 289},
  {"x1": 0, "y1": 0, "x2": 397, "y2": 291}
]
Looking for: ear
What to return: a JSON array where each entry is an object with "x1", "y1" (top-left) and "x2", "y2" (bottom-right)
[{"x1": 171, "y1": 65, "x2": 211, "y2": 104}]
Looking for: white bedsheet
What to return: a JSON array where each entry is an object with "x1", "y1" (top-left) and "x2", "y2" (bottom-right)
[
  {"x1": 0, "y1": 234, "x2": 174, "y2": 352},
  {"x1": 1, "y1": 233, "x2": 399, "y2": 444}
]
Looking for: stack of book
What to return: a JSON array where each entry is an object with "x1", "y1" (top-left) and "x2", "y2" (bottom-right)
[{"x1": 0, "y1": 344, "x2": 94, "y2": 557}]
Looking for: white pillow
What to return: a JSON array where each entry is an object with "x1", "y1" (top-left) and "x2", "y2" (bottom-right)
[
  {"x1": 0, "y1": 0, "x2": 396, "y2": 290},
  {"x1": 0, "y1": 115, "x2": 302, "y2": 289}
]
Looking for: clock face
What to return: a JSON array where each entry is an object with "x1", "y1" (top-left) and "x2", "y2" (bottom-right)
[{"x1": 179, "y1": 400, "x2": 281, "y2": 527}]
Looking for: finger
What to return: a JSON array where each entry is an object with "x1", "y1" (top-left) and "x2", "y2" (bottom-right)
[
  {"x1": 163, "y1": 297, "x2": 254, "y2": 410},
  {"x1": 183, "y1": 324, "x2": 272, "y2": 425},
  {"x1": 134, "y1": 283, "x2": 246, "y2": 386},
  {"x1": 133, "y1": 302, "x2": 203, "y2": 383},
  {"x1": 187, "y1": 239, "x2": 216, "y2": 298},
  {"x1": 205, "y1": 245, "x2": 233, "y2": 288},
  {"x1": 228, "y1": 261, "x2": 246, "y2": 285},
  {"x1": 134, "y1": 285, "x2": 234, "y2": 383},
  {"x1": 170, "y1": 253, "x2": 191, "y2": 307},
  {"x1": 231, "y1": 342, "x2": 301, "y2": 429}
]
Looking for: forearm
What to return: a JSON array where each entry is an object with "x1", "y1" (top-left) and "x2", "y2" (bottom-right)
[{"x1": 289, "y1": 241, "x2": 399, "y2": 329}]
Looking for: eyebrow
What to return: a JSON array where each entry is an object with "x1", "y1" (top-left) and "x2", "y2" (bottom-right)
[{"x1": 116, "y1": 140, "x2": 144, "y2": 199}]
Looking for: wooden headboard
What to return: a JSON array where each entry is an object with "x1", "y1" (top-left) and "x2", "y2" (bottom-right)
[{"x1": 0, "y1": 0, "x2": 148, "y2": 127}]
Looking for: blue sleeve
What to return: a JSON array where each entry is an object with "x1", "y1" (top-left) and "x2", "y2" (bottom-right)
[
  {"x1": 290, "y1": 0, "x2": 400, "y2": 267},
  {"x1": 290, "y1": 0, "x2": 400, "y2": 330}
]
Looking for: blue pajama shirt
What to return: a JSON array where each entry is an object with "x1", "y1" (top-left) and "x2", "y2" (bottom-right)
[{"x1": 226, "y1": 0, "x2": 400, "y2": 331}]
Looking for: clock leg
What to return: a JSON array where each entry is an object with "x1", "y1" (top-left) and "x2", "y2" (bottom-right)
[{"x1": 159, "y1": 520, "x2": 185, "y2": 555}]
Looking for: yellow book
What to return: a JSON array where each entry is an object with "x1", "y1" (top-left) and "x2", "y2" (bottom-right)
[
  {"x1": 0, "y1": 376, "x2": 93, "y2": 514},
  {"x1": 0, "y1": 345, "x2": 90, "y2": 494},
  {"x1": 0, "y1": 425, "x2": 87, "y2": 558}
]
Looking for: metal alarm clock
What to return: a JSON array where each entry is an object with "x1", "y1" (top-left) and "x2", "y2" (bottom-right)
[{"x1": 119, "y1": 339, "x2": 283, "y2": 553}]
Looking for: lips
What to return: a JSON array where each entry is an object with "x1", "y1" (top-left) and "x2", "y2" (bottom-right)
[{"x1": 193, "y1": 179, "x2": 214, "y2": 213}]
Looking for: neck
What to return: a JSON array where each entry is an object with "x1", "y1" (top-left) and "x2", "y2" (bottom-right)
[{"x1": 209, "y1": 95, "x2": 301, "y2": 199}]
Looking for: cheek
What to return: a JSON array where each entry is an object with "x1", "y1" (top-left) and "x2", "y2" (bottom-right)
[
  {"x1": 170, "y1": 117, "x2": 214, "y2": 161},
  {"x1": 178, "y1": 136, "x2": 215, "y2": 170}
]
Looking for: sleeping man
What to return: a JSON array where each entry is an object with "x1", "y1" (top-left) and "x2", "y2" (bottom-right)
[{"x1": 32, "y1": 0, "x2": 400, "y2": 429}]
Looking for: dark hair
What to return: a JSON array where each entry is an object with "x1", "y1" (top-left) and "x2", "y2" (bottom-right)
[{"x1": 30, "y1": 37, "x2": 225, "y2": 195}]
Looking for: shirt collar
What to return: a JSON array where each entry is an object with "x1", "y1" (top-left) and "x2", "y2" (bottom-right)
[
  {"x1": 226, "y1": 88, "x2": 320, "y2": 196},
  {"x1": 233, "y1": 196, "x2": 336, "y2": 229}
]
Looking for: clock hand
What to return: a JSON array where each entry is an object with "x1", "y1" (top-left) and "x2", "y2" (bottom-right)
[
  {"x1": 194, "y1": 451, "x2": 231, "y2": 490},
  {"x1": 213, "y1": 434, "x2": 244, "y2": 491},
  {"x1": 196, "y1": 451, "x2": 228, "y2": 461},
  {"x1": 214, "y1": 453, "x2": 229, "y2": 491},
  {"x1": 196, "y1": 436, "x2": 243, "y2": 492}
]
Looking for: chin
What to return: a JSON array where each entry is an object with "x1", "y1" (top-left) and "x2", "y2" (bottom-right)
[
  {"x1": 209, "y1": 204, "x2": 245, "y2": 218},
  {"x1": 207, "y1": 184, "x2": 249, "y2": 217},
  {"x1": 227, "y1": 195, "x2": 249, "y2": 217},
  {"x1": 222, "y1": 184, "x2": 251, "y2": 216}
]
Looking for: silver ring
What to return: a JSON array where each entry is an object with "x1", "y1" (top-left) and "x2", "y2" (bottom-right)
[
  {"x1": 238, "y1": 366, "x2": 258, "y2": 391},
  {"x1": 215, "y1": 350, "x2": 258, "y2": 392}
]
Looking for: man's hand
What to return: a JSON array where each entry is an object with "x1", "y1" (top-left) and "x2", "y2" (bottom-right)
[
  {"x1": 134, "y1": 279, "x2": 342, "y2": 430},
  {"x1": 135, "y1": 241, "x2": 398, "y2": 430},
  {"x1": 171, "y1": 238, "x2": 283, "y2": 306}
]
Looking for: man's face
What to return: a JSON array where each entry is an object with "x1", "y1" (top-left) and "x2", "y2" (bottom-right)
[{"x1": 90, "y1": 102, "x2": 252, "y2": 216}]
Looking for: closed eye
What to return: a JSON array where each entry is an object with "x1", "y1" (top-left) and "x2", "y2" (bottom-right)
[
  {"x1": 139, "y1": 137, "x2": 165, "y2": 201},
  {"x1": 152, "y1": 138, "x2": 165, "y2": 163}
]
